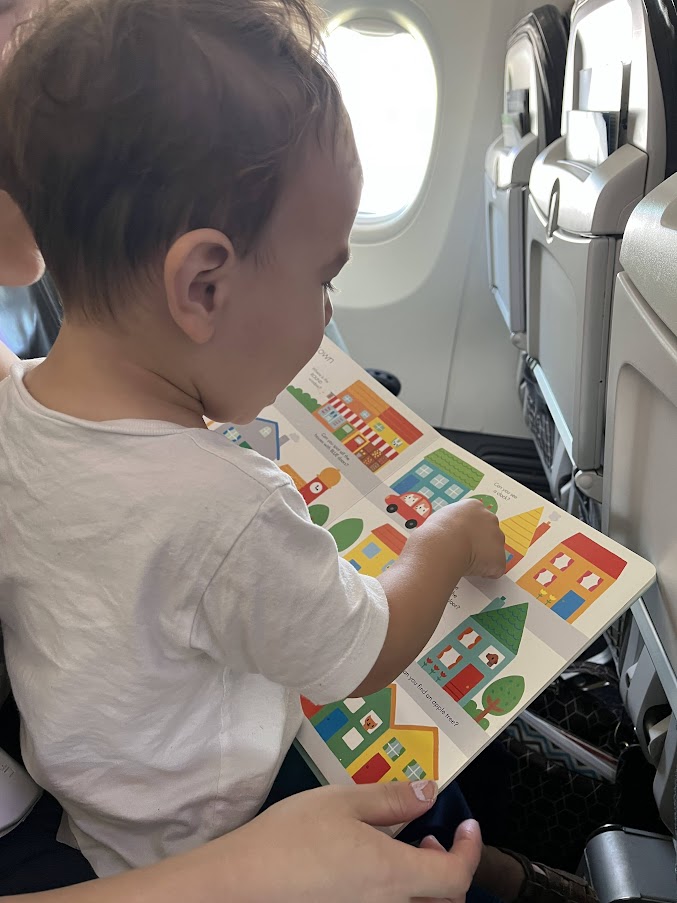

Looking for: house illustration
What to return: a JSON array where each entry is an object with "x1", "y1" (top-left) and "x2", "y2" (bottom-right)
[
  {"x1": 418, "y1": 597, "x2": 528, "y2": 706},
  {"x1": 219, "y1": 418, "x2": 298, "y2": 461},
  {"x1": 280, "y1": 465, "x2": 341, "y2": 504},
  {"x1": 387, "y1": 450, "x2": 484, "y2": 521},
  {"x1": 517, "y1": 533, "x2": 627, "y2": 623},
  {"x1": 344, "y1": 524, "x2": 407, "y2": 577},
  {"x1": 301, "y1": 685, "x2": 439, "y2": 784},
  {"x1": 500, "y1": 507, "x2": 551, "y2": 572},
  {"x1": 314, "y1": 381, "x2": 423, "y2": 472}
]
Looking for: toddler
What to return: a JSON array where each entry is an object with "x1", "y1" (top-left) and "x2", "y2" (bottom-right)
[{"x1": 0, "y1": 0, "x2": 505, "y2": 877}]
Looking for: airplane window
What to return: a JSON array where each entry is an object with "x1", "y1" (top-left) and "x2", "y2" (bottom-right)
[{"x1": 325, "y1": 18, "x2": 437, "y2": 222}]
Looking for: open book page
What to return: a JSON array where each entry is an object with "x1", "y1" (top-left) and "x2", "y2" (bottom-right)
[{"x1": 207, "y1": 338, "x2": 655, "y2": 803}]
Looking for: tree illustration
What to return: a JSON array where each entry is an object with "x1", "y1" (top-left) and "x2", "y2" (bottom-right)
[
  {"x1": 329, "y1": 518, "x2": 364, "y2": 552},
  {"x1": 287, "y1": 386, "x2": 320, "y2": 413},
  {"x1": 309, "y1": 504, "x2": 330, "y2": 526},
  {"x1": 463, "y1": 675, "x2": 525, "y2": 731}
]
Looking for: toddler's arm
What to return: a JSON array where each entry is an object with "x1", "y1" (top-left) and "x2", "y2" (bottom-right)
[
  {"x1": 354, "y1": 500, "x2": 506, "y2": 697},
  {"x1": 195, "y1": 484, "x2": 503, "y2": 707}
]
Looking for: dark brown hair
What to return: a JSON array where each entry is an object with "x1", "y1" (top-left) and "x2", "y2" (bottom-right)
[{"x1": 0, "y1": 0, "x2": 343, "y2": 315}]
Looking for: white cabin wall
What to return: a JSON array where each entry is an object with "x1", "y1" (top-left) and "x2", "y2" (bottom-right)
[{"x1": 324, "y1": 0, "x2": 567, "y2": 437}]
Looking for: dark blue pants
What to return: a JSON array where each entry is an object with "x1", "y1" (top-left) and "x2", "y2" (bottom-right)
[
  {"x1": 0, "y1": 751, "x2": 501, "y2": 899},
  {"x1": 261, "y1": 745, "x2": 502, "y2": 903},
  {"x1": 0, "y1": 793, "x2": 96, "y2": 895}
]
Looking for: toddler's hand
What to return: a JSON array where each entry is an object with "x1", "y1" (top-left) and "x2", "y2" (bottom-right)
[{"x1": 429, "y1": 499, "x2": 506, "y2": 579}]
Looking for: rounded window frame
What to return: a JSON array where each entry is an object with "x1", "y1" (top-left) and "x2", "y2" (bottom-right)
[{"x1": 325, "y1": 3, "x2": 441, "y2": 243}]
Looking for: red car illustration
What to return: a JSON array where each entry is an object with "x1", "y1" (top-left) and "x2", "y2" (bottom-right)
[{"x1": 385, "y1": 492, "x2": 433, "y2": 529}]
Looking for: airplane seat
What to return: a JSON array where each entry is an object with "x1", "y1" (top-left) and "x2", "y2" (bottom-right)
[
  {"x1": 524, "y1": 0, "x2": 677, "y2": 512},
  {"x1": 0, "y1": 275, "x2": 61, "y2": 360},
  {"x1": 484, "y1": 4, "x2": 569, "y2": 346},
  {"x1": 580, "y1": 173, "x2": 677, "y2": 901},
  {"x1": 325, "y1": 319, "x2": 402, "y2": 396}
]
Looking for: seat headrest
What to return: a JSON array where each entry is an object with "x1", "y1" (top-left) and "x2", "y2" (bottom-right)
[
  {"x1": 643, "y1": 0, "x2": 677, "y2": 177},
  {"x1": 0, "y1": 274, "x2": 61, "y2": 360},
  {"x1": 508, "y1": 4, "x2": 570, "y2": 146}
]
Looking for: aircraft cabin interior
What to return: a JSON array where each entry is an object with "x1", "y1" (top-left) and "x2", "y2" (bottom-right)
[{"x1": 2, "y1": 0, "x2": 677, "y2": 901}]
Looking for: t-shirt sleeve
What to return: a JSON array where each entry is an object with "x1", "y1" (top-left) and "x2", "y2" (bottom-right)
[{"x1": 191, "y1": 483, "x2": 390, "y2": 705}]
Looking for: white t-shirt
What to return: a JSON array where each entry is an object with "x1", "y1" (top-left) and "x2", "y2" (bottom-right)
[{"x1": 0, "y1": 362, "x2": 389, "y2": 876}]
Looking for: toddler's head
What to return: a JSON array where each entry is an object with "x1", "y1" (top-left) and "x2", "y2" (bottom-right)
[{"x1": 0, "y1": 0, "x2": 361, "y2": 420}]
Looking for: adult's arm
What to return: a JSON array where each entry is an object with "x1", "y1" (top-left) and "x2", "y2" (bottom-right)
[{"x1": 2, "y1": 781, "x2": 482, "y2": 903}]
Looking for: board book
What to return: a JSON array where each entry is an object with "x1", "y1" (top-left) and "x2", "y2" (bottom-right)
[{"x1": 207, "y1": 338, "x2": 655, "y2": 821}]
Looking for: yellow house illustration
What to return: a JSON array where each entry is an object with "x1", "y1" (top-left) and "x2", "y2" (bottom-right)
[
  {"x1": 344, "y1": 524, "x2": 407, "y2": 577},
  {"x1": 517, "y1": 532, "x2": 627, "y2": 623},
  {"x1": 349, "y1": 721, "x2": 439, "y2": 783},
  {"x1": 501, "y1": 507, "x2": 550, "y2": 572}
]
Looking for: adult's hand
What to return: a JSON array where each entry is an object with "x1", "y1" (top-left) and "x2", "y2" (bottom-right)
[
  {"x1": 243, "y1": 779, "x2": 482, "y2": 903},
  {"x1": 3, "y1": 780, "x2": 482, "y2": 903}
]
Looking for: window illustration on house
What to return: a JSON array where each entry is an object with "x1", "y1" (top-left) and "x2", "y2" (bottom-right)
[
  {"x1": 349, "y1": 559, "x2": 361, "y2": 571},
  {"x1": 534, "y1": 569, "x2": 556, "y2": 587},
  {"x1": 482, "y1": 645, "x2": 505, "y2": 669},
  {"x1": 458, "y1": 627, "x2": 482, "y2": 649},
  {"x1": 431, "y1": 474, "x2": 448, "y2": 489},
  {"x1": 342, "y1": 728, "x2": 365, "y2": 751},
  {"x1": 383, "y1": 738, "x2": 405, "y2": 761},
  {"x1": 403, "y1": 760, "x2": 426, "y2": 780},
  {"x1": 381, "y1": 559, "x2": 396, "y2": 572},
  {"x1": 420, "y1": 487, "x2": 434, "y2": 499},
  {"x1": 319, "y1": 405, "x2": 345, "y2": 428},
  {"x1": 551, "y1": 553, "x2": 573, "y2": 571},
  {"x1": 343, "y1": 394, "x2": 353, "y2": 403},
  {"x1": 344, "y1": 698, "x2": 365, "y2": 713},
  {"x1": 224, "y1": 427, "x2": 240, "y2": 441},
  {"x1": 437, "y1": 646, "x2": 462, "y2": 669},
  {"x1": 445, "y1": 485, "x2": 464, "y2": 499},
  {"x1": 578, "y1": 571, "x2": 603, "y2": 592},
  {"x1": 361, "y1": 711, "x2": 383, "y2": 734},
  {"x1": 362, "y1": 542, "x2": 381, "y2": 559},
  {"x1": 432, "y1": 498, "x2": 447, "y2": 511},
  {"x1": 417, "y1": 465, "x2": 433, "y2": 478},
  {"x1": 259, "y1": 426, "x2": 272, "y2": 437},
  {"x1": 361, "y1": 410, "x2": 371, "y2": 420},
  {"x1": 373, "y1": 421, "x2": 385, "y2": 432}
]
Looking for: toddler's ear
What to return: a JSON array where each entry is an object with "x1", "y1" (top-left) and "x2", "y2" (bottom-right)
[
  {"x1": 164, "y1": 229, "x2": 235, "y2": 344},
  {"x1": 0, "y1": 191, "x2": 44, "y2": 287}
]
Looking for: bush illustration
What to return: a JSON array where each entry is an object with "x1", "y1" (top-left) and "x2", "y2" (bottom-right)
[
  {"x1": 287, "y1": 386, "x2": 320, "y2": 413},
  {"x1": 309, "y1": 504, "x2": 330, "y2": 527}
]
